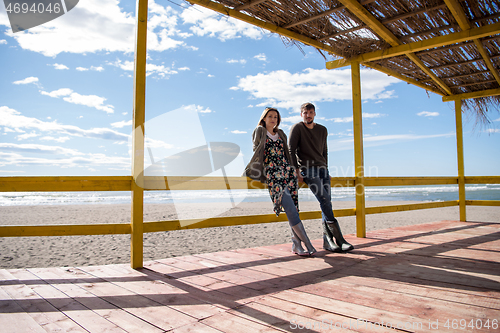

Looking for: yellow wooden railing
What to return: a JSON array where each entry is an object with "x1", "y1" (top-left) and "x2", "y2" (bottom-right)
[{"x1": 1, "y1": 175, "x2": 498, "y2": 239}]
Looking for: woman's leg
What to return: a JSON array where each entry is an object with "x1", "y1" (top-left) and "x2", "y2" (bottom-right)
[{"x1": 281, "y1": 188, "x2": 316, "y2": 255}]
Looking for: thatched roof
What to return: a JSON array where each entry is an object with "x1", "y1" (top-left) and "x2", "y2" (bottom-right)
[{"x1": 188, "y1": 0, "x2": 500, "y2": 122}]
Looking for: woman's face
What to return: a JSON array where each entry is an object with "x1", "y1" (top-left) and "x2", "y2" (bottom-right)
[{"x1": 264, "y1": 110, "x2": 278, "y2": 129}]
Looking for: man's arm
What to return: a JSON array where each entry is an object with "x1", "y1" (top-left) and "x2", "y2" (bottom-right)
[
  {"x1": 288, "y1": 124, "x2": 303, "y2": 182},
  {"x1": 323, "y1": 127, "x2": 328, "y2": 167}
]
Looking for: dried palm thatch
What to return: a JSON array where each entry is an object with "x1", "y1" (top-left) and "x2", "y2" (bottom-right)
[{"x1": 189, "y1": 0, "x2": 500, "y2": 125}]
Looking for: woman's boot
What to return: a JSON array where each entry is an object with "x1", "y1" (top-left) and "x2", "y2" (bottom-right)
[
  {"x1": 325, "y1": 219, "x2": 354, "y2": 252},
  {"x1": 322, "y1": 220, "x2": 341, "y2": 252},
  {"x1": 291, "y1": 229, "x2": 308, "y2": 256},
  {"x1": 291, "y1": 222, "x2": 317, "y2": 256}
]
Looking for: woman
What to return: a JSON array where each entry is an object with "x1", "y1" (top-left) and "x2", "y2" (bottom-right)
[{"x1": 244, "y1": 107, "x2": 316, "y2": 256}]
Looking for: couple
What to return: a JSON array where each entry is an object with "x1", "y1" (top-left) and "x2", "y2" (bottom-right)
[{"x1": 244, "y1": 102, "x2": 354, "y2": 256}]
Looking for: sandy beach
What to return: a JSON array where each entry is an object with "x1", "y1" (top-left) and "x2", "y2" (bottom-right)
[{"x1": 1, "y1": 200, "x2": 499, "y2": 269}]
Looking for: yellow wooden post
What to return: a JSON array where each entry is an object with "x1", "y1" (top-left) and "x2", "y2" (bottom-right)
[
  {"x1": 131, "y1": 0, "x2": 148, "y2": 269},
  {"x1": 455, "y1": 99, "x2": 466, "y2": 221},
  {"x1": 351, "y1": 61, "x2": 366, "y2": 237}
]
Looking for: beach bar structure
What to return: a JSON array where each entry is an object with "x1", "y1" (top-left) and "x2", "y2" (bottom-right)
[{"x1": 1, "y1": 0, "x2": 500, "y2": 270}]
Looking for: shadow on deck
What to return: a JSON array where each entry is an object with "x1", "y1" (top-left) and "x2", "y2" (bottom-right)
[{"x1": 1, "y1": 220, "x2": 499, "y2": 332}]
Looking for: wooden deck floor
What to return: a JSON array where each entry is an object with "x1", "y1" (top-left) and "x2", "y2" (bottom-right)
[{"x1": 1, "y1": 220, "x2": 499, "y2": 332}]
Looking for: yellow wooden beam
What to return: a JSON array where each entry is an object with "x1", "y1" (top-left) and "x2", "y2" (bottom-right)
[
  {"x1": 474, "y1": 39, "x2": 500, "y2": 85},
  {"x1": 455, "y1": 100, "x2": 466, "y2": 222},
  {"x1": 406, "y1": 53, "x2": 452, "y2": 95},
  {"x1": 326, "y1": 22, "x2": 500, "y2": 68},
  {"x1": 465, "y1": 200, "x2": 500, "y2": 206},
  {"x1": 336, "y1": 0, "x2": 452, "y2": 95},
  {"x1": 364, "y1": 63, "x2": 445, "y2": 96},
  {"x1": 351, "y1": 62, "x2": 366, "y2": 238},
  {"x1": 0, "y1": 176, "x2": 132, "y2": 192},
  {"x1": 143, "y1": 209, "x2": 356, "y2": 233},
  {"x1": 0, "y1": 224, "x2": 130, "y2": 237},
  {"x1": 443, "y1": 0, "x2": 500, "y2": 87},
  {"x1": 443, "y1": 0, "x2": 471, "y2": 30},
  {"x1": 465, "y1": 176, "x2": 500, "y2": 184},
  {"x1": 131, "y1": 0, "x2": 148, "y2": 269},
  {"x1": 337, "y1": 0, "x2": 399, "y2": 46},
  {"x1": 364, "y1": 176, "x2": 458, "y2": 186},
  {"x1": 187, "y1": 0, "x2": 341, "y2": 56},
  {"x1": 442, "y1": 87, "x2": 500, "y2": 101},
  {"x1": 365, "y1": 201, "x2": 458, "y2": 214}
]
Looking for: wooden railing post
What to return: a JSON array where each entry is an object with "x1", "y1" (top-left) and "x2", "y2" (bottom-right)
[
  {"x1": 351, "y1": 61, "x2": 366, "y2": 237},
  {"x1": 131, "y1": 0, "x2": 148, "y2": 269},
  {"x1": 455, "y1": 99, "x2": 466, "y2": 221}
]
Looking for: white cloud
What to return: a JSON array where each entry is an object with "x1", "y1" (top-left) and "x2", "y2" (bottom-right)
[
  {"x1": 16, "y1": 132, "x2": 39, "y2": 140},
  {"x1": 194, "y1": 105, "x2": 212, "y2": 113},
  {"x1": 40, "y1": 88, "x2": 114, "y2": 114},
  {"x1": 91, "y1": 66, "x2": 104, "y2": 72},
  {"x1": 231, "y1": 130, "x2": 247, "y2": 134},
  {"x1": 40, "y1": 88, "x2": 73, "y2": 98},
  {"x1": 231, "y1": 68, "x2": 400, "y2": 110},
  {"x1": 0, "y1": 150, "x2": 129, "y2": 169},
  {"x1": 13, "y1": 77, "x2": 39, "y2": 85},
  {"x1": 418, "y1": 111, "x2": 439, "y2": 117},
  {"x1": 178, "y1": 67, "x2": 190, "y2": 71},
  {"x1": 40, "y1": 136, "x2": 71, "y2": 143},
  {"x1": 0, "y1": 106, "x2": 128, "y2": 141},
  {"x1": 486, "y1": 128, "x2": 500, "y2": 133},
  {"x1": 76, "y1": 67, "x2": 89, "y2": 71},
  {"x1": 0, "y1": 143, "x2": 83, "y2": 156},
  {"x1": 52, "y1": 63, "x2": 69, "y2": 70},
  {"x1": 254, "y1": 53, "x2": 267, "y2": 61},
  {"x1": 281, "y1": 115, "x2": 303, "y2": 124},
  {"x1": 2, "y1": 0, "x2": 189, "y2": 57},
  {"x1": 181, "y1": 5, "x2": 264, "y2": 41},
  {"x1": 111, "y1": 120, "x2": 132, "y2": 128},
  {"x1": 0, "y1": 39, "x2": 6, "y2": 44},
  {"x1": 227, "y1": 59, "x2": 247, "y2": 64},
  {"x1": 329, "y1": 133, "x2": 455, "y2": 151},
  {"x1": 326, "y1": 113, "x2": 386, "y2": 123},
  {"x1": 108, "y1": 59, "x2": 178, "y2": 78}
]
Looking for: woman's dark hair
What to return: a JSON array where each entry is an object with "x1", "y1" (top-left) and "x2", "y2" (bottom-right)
[{"x1": 258, "y1": 107, "x2": 281, "y2": 133}]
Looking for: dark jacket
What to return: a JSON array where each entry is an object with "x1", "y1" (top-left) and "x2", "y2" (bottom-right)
[{"x1": 243, "y1": 126, "x2": 293, "y2": 184}]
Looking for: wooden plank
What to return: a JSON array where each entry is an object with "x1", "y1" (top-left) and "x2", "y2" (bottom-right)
[
  {"x1": 319, "y1": 274, "x2": 500, "y2": 310},
  {"x1": 272, "y1": 289, "x2": 428, "y2": 332},
  {"x1": 69, "y1": 265, "x2": 199, "y2": 331},
  {"x1": 27, "y1": 267, "x2": 165, "y2": 333},
  {"x1": 94, "y1": 264, "x2": 225, "y2": 320},
  {"x1": 294, "y1": 276, "x2": 500, "y2": 325},
  {"x1": 0, "y1": 286, "x2": 47, "y2": 333},
  {"x1": 0, "y1": 269, "x2": 87, "y2": 333},
  {"x1": 172, "y1": 321, "x2": 225, "y2": 333},
  {"x1": 179, "y1": 255, "x2": 304, "y2": 294},
  {"x1": 144, "y1": 260, "x2": 265, "y2": 305},
  {"x1": 199, "y1": 310, "x2": 287, "y2": 333},
  {"x1": 8, "y1": 268, "x2": 128, "y2": 333},
  {"x1": 228, "y1": 299, "x2": 398, "y2": 333}
]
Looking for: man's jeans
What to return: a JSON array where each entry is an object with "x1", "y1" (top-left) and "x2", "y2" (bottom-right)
[{"x1": 301, "y1": 166, "x2": 337, "y2": 223}]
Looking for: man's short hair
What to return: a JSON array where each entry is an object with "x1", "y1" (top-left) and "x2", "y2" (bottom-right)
[{"x1": 300, "y1": 102, "x2": 315, "y2": 112}]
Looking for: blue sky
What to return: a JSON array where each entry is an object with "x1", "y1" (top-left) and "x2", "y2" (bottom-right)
[{"x1": 0, "y1": 0, "x2": 499, "y2": 178}]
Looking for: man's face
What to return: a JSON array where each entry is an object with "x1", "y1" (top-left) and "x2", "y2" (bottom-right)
[{"x1": 301, "y1": 108, "x2": 316, "y2": 124}]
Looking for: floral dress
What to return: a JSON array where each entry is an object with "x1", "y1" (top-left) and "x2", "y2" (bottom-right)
[{"x1": 263, "y1": 136, "x2": 299, "y2": 216}]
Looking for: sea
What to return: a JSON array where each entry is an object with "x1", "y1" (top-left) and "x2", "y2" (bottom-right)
[{"x1": 0, "y1": 184, "x2": 499, "y2": 206}]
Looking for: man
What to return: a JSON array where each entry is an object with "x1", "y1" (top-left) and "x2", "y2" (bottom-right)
[{"x1": 289, "y1": 102, "x2": 354, "y2": 253}]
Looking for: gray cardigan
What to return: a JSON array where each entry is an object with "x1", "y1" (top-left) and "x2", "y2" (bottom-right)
[{"x1": 243, "y1": 126, "x2": 294, "y2": 184}]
